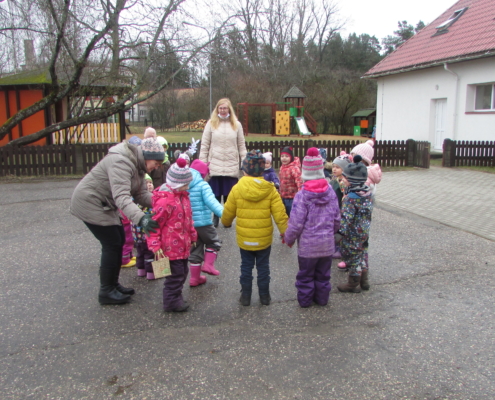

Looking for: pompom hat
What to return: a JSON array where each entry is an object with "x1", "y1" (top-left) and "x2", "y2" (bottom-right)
[
  {"x1": 343, "y1": 155, "x2": 368, "y2": 184},
  {"x1": 166, "y1": 158, "x2": 193, "y2": 189},
  {"x1": 350, "y1": 140, "x2": 374, "y2": 165},
  {"x1": 143, "y1": 127, "x2": 157, "y2": 138},
  {"x1": 242, "y1": 150, "x2": 265, "y2": 177},
  {"x1": 302, "y1": 147, "x2": 325, "y2": 181},
  {"x1": 141, "y1": 138, "x2": 165, "y2": 161},
  {"x1": 281, "y1": 146, "x2": 294, "y2": 163},
  {"x1": 333, "y1": 151, "x2": 353, "y2": 170}
]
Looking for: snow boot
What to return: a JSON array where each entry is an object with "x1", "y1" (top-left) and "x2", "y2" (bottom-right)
[
  {"x1": 360, "y1": 269, "x2": 370, "y2": 291},
  {"x1": 202, "y1": 248, "x2": 220, "y2": 276},
  {"x1": 240, "y1": 285, "x2": 252, "y2": 306},
  {"x1": 189, "y1": 264, "x2": 207, "y2": 286},
  {"x1": 337, "y1": 275, "x2": 362, "y2": 293}
]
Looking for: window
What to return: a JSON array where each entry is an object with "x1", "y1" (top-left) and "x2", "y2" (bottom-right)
[
  {"x1": 433, "y1": 7, "x2": 468, "y2": 36},
  {"x1": 475, "y1": 85, "x2": 495, "y2": 110},
  {"x1": 139, "y1": 110, "x2": 146, "y2": 116}
]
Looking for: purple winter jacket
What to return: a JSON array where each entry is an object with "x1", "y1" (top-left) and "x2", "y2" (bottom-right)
[
  {"x1": 262, "y1": 167, "x2": 280, "y2": 189},
  {"x1": 284, "y1": 178, "x2": 341, "y2": 258}
]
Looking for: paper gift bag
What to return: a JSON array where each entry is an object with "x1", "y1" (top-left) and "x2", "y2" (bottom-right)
[{"x1": 152, "y1": 251, "x2": 171, "y2": 279}]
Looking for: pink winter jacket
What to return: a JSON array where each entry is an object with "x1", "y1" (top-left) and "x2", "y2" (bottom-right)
[{"x1": 147, "y1": 186, "x2": 198, "y2": 260}]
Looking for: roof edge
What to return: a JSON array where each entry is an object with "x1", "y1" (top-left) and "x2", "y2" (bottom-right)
[{"x1": 363, "y1": 50, "x2": 495, "y2": 79}]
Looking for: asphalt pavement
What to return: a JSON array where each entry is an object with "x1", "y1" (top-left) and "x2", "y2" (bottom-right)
[{"x1": 0, "y1": 169, "x2": 494, "y2": 399}]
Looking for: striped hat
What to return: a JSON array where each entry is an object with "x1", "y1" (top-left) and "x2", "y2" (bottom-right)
[
  {"x1": 302, "y1": 147, "x2": 324, "y2": 181},
  {"x1": 141, "y1": 138, "x2": 165, "y2": 161},
  {"x1": 166, "y1": 158, "x2": 193, "y2": 189}
]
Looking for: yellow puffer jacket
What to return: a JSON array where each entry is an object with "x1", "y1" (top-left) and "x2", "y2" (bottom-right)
[{"x1": 221, "y1": 176, "x2": 288, "y2": 251}]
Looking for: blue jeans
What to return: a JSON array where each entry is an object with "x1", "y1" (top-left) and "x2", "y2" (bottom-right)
[
  {"x1": 239, "y1": 246, "x2": 271, "y2": 293},
  {"x1": 282, "y1": 198, "x2": 294, "y2": 217}
]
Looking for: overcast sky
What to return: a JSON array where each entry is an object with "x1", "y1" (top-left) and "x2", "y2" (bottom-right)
[{"x1": 338, "y1": 0, "x2": 458, "y2": 40}]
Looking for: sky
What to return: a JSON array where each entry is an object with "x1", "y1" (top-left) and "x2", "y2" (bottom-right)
[{"x1": 338, "y1": 0, "x2": 458, "y2": 40}]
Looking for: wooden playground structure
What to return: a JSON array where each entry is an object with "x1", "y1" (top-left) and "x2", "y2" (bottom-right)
[{"x1": 236, "y1": 86, "x2": 319, "y2": 137}]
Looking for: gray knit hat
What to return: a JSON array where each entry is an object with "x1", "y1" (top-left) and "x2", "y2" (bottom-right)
[
  {"x1": 301, "y1": 147, "x2": 325, "y2": 181},
  {"x1": 141, "y1": 138, "x2": 165, "y2": 161},
  {"x1": 333, "y1": 151, "x2": 352, "y2": 170},
  {"x1": 342, "y1": 155, "x2": 368, "y2": 184},
  {"x1": 166, "y1": 158, "x2": 193, "y2": 189}
]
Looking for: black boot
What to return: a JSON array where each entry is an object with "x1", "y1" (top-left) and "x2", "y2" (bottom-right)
[
  {"x1": 116, "y1": 283, "x2": 135, "y2": 295},
  {"x1": 239, "y1": 285, "x2": 252, "y2": 306},
  {"x1": 360, "y1": 270, "x2": 370, "y2": 291},
  {"x1": 259, "y1": 293, "x2": 271, "y2": 306},
  {"x1": 99, "y1": 266, "x2": 131, "y2": 305},
  {"x1": 337, "y1": 274, "x2": 362, "y2": 293},
  {"x1": 113, "y1": 265, "x2": 135, "y2": 295}
]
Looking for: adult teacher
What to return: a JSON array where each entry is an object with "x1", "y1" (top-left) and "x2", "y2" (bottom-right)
[
  {"x1": 70, "y1": 138, "x2": 163, "y2": 305},
  {"x1": 199, "y1": 98, "x2": 247, "y2": 227}
]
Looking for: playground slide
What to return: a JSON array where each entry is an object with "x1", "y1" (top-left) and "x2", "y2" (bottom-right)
[{"x1": 295, "y1": 117, "x2": 311, "y2": 135}]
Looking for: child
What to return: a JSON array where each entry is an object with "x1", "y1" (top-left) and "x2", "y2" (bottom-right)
[
  {"x1": 350, "y1": 140, "x2": 382, "y2": 197},
  {"x1": 284, "y1": 148, "x2": 341, "y2": 308},
  {"x1": 279, "y1": 146, "x2": 302, "y2": 216},
  {"x1": 221, "y1": 150, "x2": 288, "y2": 306},
  {"x1": 149, "y1": 136, "x2": 170, "y2": 189},
  {"x1": 147, "y1": 158, "x2": 197, "y2": 312},
  {"x1": 262, "y1": 152, "x2": 280, "y2": 189},
  {"x1": 329, "y1": 151, "x2": 353, "y2": 264},
  {"x1": 337, "y1": 155, "x2": 373, "y2": 293},
  {"x1": 188, "y1": 159, "x2": 224, "y2": 286},
  {"x1": 120, "y1": 209, "x2": 136, "y2": 268},
  {"x1": 133, "y1": 174, "x2": 156, "y2": 279}
]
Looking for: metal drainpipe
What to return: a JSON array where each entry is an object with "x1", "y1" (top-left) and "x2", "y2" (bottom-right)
[{"x1": 443, "y1": 63, "x2": 460, "y2": 140}]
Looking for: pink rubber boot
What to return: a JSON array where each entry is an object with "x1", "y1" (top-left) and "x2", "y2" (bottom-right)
[
  {"x1": 337, "y1": 261, "x2": 347, "y2": 270},
  {"x1": 201, "y1": 248, "x2": 220, "y2": 276},
  {"x1": 190, "y1": 264, "x2": 207, "y2": 286}
]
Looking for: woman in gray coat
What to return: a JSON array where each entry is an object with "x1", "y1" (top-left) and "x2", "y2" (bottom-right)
[{"x1": 70, "y1": 138, "x2": 164, "y2": 305}]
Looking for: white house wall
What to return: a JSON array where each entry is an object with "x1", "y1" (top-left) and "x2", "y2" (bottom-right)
[{"x1": 375, "y1": 57, "x2": 495, "y2": 147}]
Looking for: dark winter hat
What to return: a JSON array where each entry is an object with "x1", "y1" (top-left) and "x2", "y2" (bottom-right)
[
  {"x1": 302, "y1": 147, "x2": 325, "y2": 181},
  {"x1": 281, "y1": 146, "x2": 294, "y2": 163},
  {"x1": 141, "y1": 138, "x2": 165, "y2": 161},
  {"x1": 343, "y1": 155, "x2": 368, "y2": 184},
  {"x1": 242, "y1": 150, "x2": 266, "y2": 177},
  {"x1": 166, "y1": 158, "x2": 193, "y2": 189},
  {"x1": 333, "y1": 151, "x2": 353, "y2": 170}
]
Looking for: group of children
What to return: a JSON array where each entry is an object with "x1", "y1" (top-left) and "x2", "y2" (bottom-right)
[{"x1": 122, "y1": 128, "x2": 382, "y2": 312}]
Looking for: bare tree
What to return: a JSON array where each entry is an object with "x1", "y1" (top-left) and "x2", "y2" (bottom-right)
[{"x1": 0, "y1": 0, "x2": 231, "y2": 146}]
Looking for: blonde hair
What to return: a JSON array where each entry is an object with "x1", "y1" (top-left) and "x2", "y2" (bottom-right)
[{"x1": 210, "y1": 98, "x2": 238, "y2": 130}]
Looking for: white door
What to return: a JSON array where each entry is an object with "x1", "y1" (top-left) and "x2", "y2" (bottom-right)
[{"x1": 434, "y1": 99, "x2": 447, "y2": 151}]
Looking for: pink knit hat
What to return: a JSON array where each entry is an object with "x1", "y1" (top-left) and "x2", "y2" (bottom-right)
[
  {"x1": 302, "y1": 147, "x2": 324, "y2": 181},
  {"x1": 351, "y1": 140, "x2": 374, "y2": 165},
  {"x1": 190, "y1": 159, "x2": 209, "y2": 179},
  {"x1": 143, "y1": 127, "x2": 157, "y2": 138}
]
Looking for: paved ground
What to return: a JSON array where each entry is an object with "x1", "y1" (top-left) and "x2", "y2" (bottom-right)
[{"x1": 1, "y1": 169, "x2": 494, "y2": 399}]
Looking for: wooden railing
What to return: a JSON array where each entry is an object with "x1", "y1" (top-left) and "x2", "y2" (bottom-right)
[
  {"x1": 52, "y1": 123, "x2": 120, "y2": 144},
  {"x1": 443, "y1": 139, "x2": 495, "y2": 167},
  {"x1": 0, "y1": 139, "x2": 431, "y2": 177}
]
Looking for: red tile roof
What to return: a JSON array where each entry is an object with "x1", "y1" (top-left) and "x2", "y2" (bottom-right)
[{"x1": 364, "y1": 0, "x2": 495, "y2": 77}]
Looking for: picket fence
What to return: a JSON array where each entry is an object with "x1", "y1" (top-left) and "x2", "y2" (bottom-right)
[
  {"x1": 0, "y1": 139, "x2": 429, "y2": 177},
  {"x1": 442, "y1": 139, "x2": 495, "y2": 167}
]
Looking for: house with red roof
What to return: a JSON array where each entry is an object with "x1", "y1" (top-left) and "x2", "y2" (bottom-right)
[{"x1": 364, "y1": 0, "x2": 495, "y2": 150}]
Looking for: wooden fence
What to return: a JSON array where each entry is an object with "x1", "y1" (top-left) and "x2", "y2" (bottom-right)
[
  {"x1": 442, "y1": 139, "x2": 495, "y2": 167},
  {"x1": 52, "y1": 123, "x2": 120, "y2": 144},
  {"x1": 0, "y1": 139, "x2": 430, "y2": 177}
]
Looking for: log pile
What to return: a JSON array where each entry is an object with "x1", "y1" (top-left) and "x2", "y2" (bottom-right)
[{"x1": 175, "y1": 119, "x2": 207, "y2": 130}]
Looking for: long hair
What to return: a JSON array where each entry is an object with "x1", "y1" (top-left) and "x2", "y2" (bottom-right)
[{"x1": 210, "y1": 98, "x2": 238, "y2": 130}]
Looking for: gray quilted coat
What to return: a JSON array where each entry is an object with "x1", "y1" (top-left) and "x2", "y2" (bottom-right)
[{"x1": 70, "y1": 141, "x2": 152, "y2": 226}]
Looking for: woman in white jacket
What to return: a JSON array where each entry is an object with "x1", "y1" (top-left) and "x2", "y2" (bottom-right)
[{"x1": 199, "y1": 98, "x2": 247, "y2": 227}]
